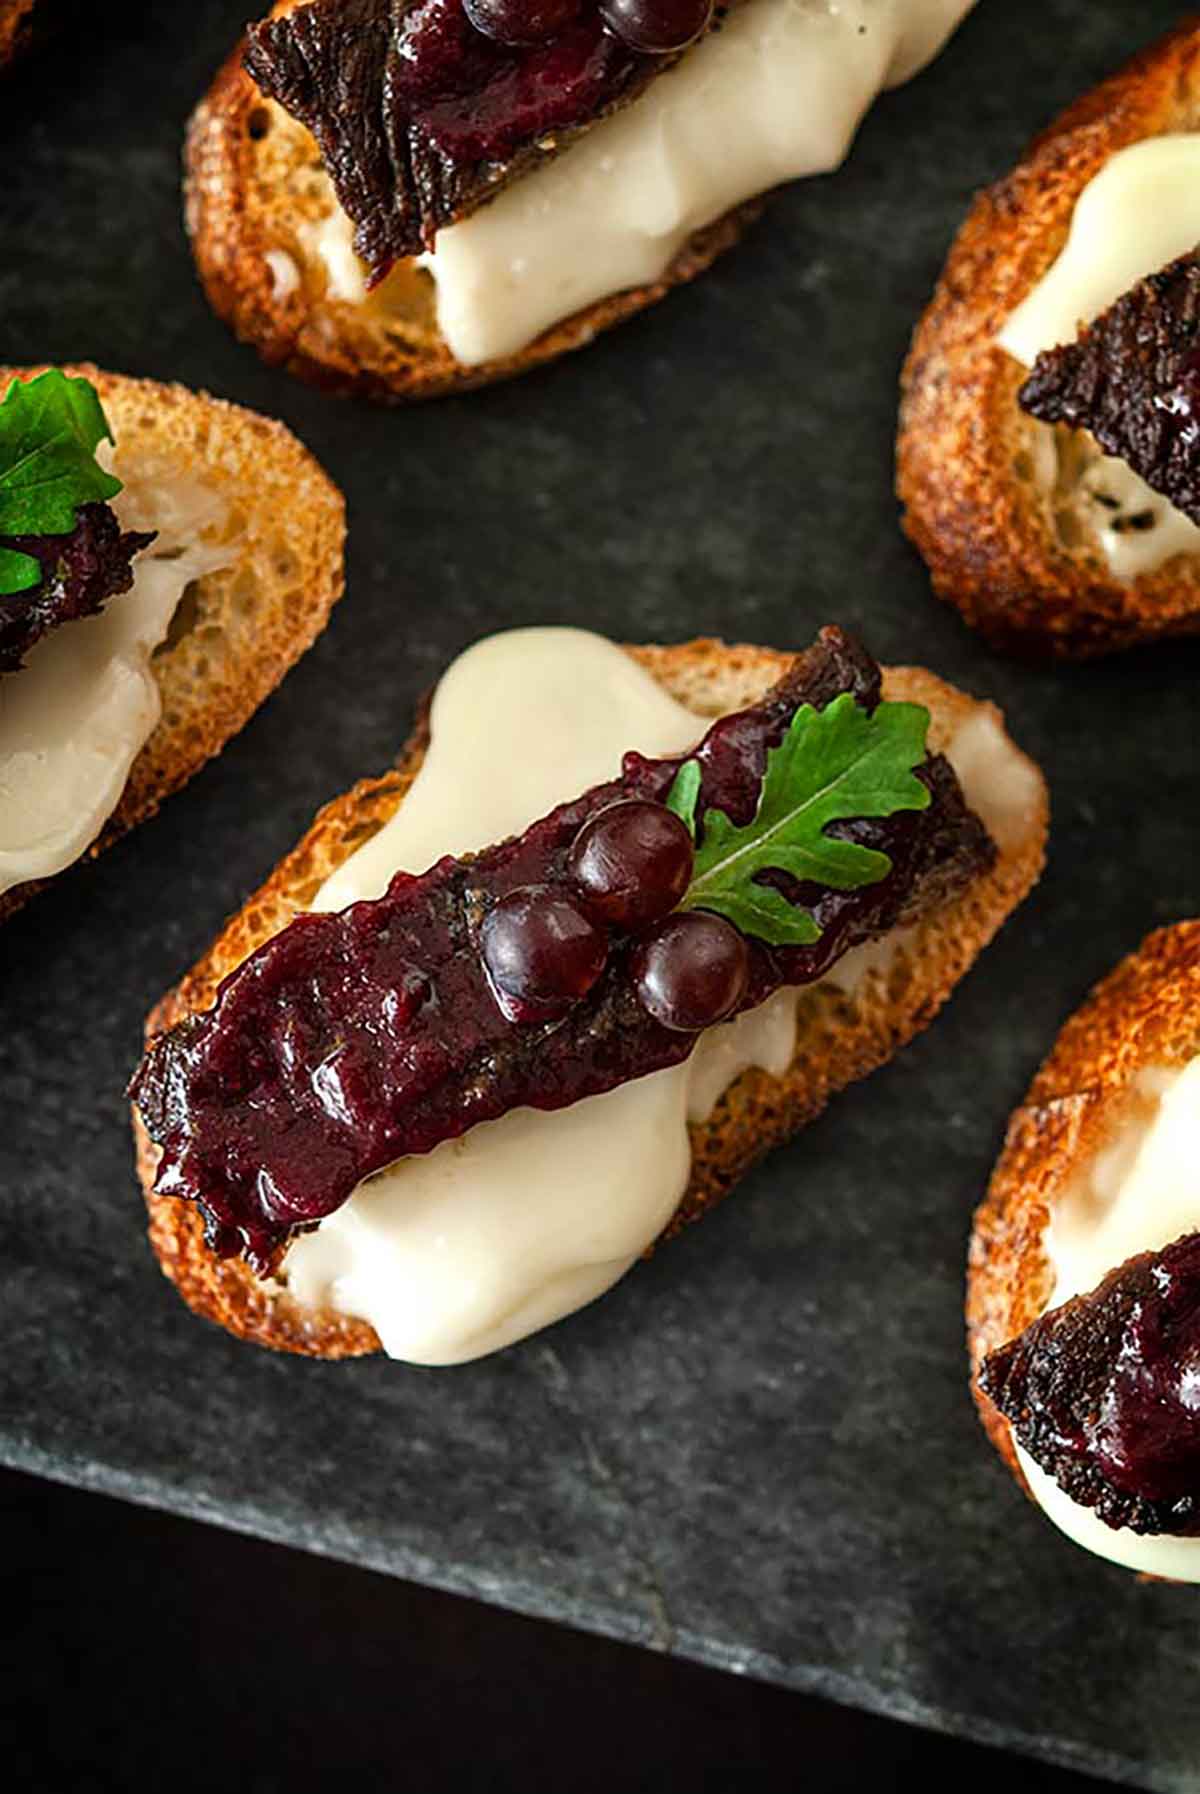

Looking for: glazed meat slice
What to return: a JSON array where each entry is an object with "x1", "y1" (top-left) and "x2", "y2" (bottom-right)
[
  {"x1": 244, "y1": 0, "x2": 722, "y2": 284},
  {"x1": 981, "y1": 1229, "x2": 1200, "y2": 1537},
  {"x1": 0, "y1": 502, "x2": 154, "y2": 674},
  {"x1": 131, "y1": 626, "x2": 995, "y2": 1274},
  {"x1": 1020, "y1": 248, "x2": 1200, "y2": 526}
]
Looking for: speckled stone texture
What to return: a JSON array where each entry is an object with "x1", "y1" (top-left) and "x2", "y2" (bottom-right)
[{"x1": 1, "y1": 4, "x2": 1198, "y2": 1789}]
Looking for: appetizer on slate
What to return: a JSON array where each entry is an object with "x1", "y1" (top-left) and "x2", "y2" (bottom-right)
[
  {"x1": 971, "y1": 923, "x2": 1200, "y2": 1580},
  {"x1": 0, "y1": 366, "x2": 344, "y2": 921},
  {"x1": 131, "y1": 625, "x2": 1046, "y2": 1364},
  {"x1": 898, "y1": 20, "x2": 1200, "y2": 657},
  {"x1": 187, "y1": 0, "x2": 978, "y2": 399}
]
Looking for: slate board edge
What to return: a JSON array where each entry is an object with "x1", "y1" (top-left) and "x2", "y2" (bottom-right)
[{"x1": 5, "y1": 1438, "x2": 1181, "y2": 1794}]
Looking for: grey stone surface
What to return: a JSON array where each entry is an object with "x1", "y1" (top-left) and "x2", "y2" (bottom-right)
[{"x1": 2, "y1": 2, "x2": 1199, "y2": 1787}]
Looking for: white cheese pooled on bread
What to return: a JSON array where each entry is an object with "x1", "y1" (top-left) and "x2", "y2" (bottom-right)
[
  {"x1": 999, "y1": 134, "x2": 1200, "y2": 579},
  {"x1": 1016, "y1": 1057, "x2": 1200, "y2": 1580},
  {"x1": 283, "y1": 627, "x2": 1034, "y2": 1367},
  {"x1": 309, "y1": 0, "x2": 978, "y2": 365},
  {"x1": 0, "y1": 455, "x2": 229, "y2": 896}
]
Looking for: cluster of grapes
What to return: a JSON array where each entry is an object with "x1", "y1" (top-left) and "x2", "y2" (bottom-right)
[
  {"x1": 462, "y1": 0, "x2": 716, "y2": 58},
  {"x1": 481, "y1": 798, "x2": 750, "y2": 1034}
]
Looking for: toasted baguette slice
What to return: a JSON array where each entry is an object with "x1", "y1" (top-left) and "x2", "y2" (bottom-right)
[
  {"x1": 0, "y1": 1, "x2": 37, "y2": 67},
  {"x1": 0, "y1": 365, "x2": 345, "y2": 923},
  {"x1": 897, "y1": 21, "x2": 1200, "y2": 659},
  {"x1": 185, "y1": 22, "x2": 757, "y2": 404},
  {"x1": 134, "y1": 640, "x2": 1048, "y2": 1357},
  {"x1": 967, "y1": 921, "x2": 1200, "y2": 1496}
]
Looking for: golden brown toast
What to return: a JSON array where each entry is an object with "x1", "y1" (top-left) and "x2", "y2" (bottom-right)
[
  {"x1": 0, "y1": 365, "x2": 345, "y2": 922},
  {"x1": 134, "y1": 638, "x2": 1048, "y2": 1357},
  {"x1": 185, "y1": 3, "x2": 758, "y2": 403},
  {"x1": 967, "y1": 921, "x2": 1200, "y2": 1494},
  {"x1": 897, "y1": 21, "x2": 1200, "y2": 659},
  {"x1": 0, "y1": 1, "x2": 37, "y2": 67}
]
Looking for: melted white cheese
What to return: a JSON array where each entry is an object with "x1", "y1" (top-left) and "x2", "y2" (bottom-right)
[
  {"x1": 1034, "y1": 429, "x2": 1200, "y2": 585},
  {"x1": 1000, "y1": 137, "x2": 1200, "y2": 367},
  {"x1": 307, "y1": 0, "x2": 977, "y2": 365},
  {"x1": 299, "y1": 211, "x2": 367, "y2": 308},
  {"x1": 1047, "y1": 1062, "x2": 1200, "y2": 1308},
  {"x1": 284, "y1": 628, "x2": 1033, "y2": 1366},
  {"x1": 265, "y1": 247, "x2": 302, "y2": 300},
  {"x1": 0, "y1": 458, "x2": 229, "y2": 896},
  {"x1": 999, "y1": 134, "x2": 1200, "y2": 578},
  {"x1": 1016, "y1": 1445, "x2": 1200, "y2": 1583},
  {"x1": 1020, "y1": 1058, "x2": 1200, "y2": 1579},
  {"x1": 929, "y1": 706, "x2": 1040, "y2": 857}
]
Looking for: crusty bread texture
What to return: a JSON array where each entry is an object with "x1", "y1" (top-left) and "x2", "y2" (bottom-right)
[
  {"x1": 897, "y1": 20, "x2": 1200, "y2": 659},
  {"x1": 0, "y1": 1, "x2": 37, "y2": 67},
  {"x1": 967, "y1": 921, "x2": 1200, "y2": 1493},
  {"x1": 0, "y1": 365, "x2": 345, "y2": 923},
  {"x1": 134, "y1": 639, "x2": 1048, "y2": 1358},
  {"x1": 184, "y1": 2, "x2": 758, "y2": 403}
]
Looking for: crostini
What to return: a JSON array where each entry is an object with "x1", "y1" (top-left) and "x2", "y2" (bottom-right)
[
  {"x1": 187, "y1": 0, "x2": 978, "y2": 401},
  {"x1": 898, "y1": 20, "x2": 1200, "y2": 658},
  {"x1": 0, "y1": 365, "x2": 345, "y2": 921},
  {"x1": 0, "y1": 1, "x2": 37, "y2": 67},
  {"x1": 970, "y1": 922, "x2": 1200, "y2": 1579},
  {"x1": 131, "y1": 624, "x2": 1046, "y2": 1364}
]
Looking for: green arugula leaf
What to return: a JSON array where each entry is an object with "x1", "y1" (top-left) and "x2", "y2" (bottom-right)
[
  {"x1": 665, "y1": 758, "x2": 701, "y2": 839},
  {"x1": 0, "y1": 370, "x2": 123, "y2": 596},
  {"x1": 0, "y1": 545, "x2": 43, "y2": 592},
  {"x1": 668, "y1": 694, "x2": 932, "y2": 948}
]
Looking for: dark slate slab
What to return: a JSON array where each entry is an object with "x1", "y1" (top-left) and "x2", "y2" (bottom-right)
[{"x1": 2, "y1": 2, "x2": 1198, "y2": 1787}]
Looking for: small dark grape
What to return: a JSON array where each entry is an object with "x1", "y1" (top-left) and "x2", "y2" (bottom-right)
[
  {"x1": 567, "y1": 800, "x2": 694, "y2": 930},
  {"x1": 463, "y1": 0, "x2": 585, "y2": 48},
  {"x1": 481, "y1": 884, "x2": 608, "y2": 1021},
  {"x1": 599, "y1": 0, "x2": 713, "y2": 56},
  {"x1": 632, "y1": 911, "x2": 749, "y2": 1033}
]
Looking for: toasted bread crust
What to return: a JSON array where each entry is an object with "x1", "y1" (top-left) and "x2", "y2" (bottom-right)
[
  {"x1": 134, "y1": 639, "x2": 1048, "y2": 1357},
  {"x1": 897, "y1": 20, "x2": 1200, "y2": 659},
  {"x1": 185, "y1": 31, "x2": 759, "y2": 403},
  {"x1": 967, "y1": 922, "x2": 1200, "y2": 1493},
  {"x1": 0, "y1": 1, "x2": 37, "y2": 67},
  {"x1": 0, "y1": 365, "x2": 346, "y2": 923}
]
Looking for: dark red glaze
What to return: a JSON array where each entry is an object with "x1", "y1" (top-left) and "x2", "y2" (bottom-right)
[
  {"x1": 464, "y1": 0, "x2": 586, "y2": 46},
  {"x1": 130, "y1": 628, "x2": 995, "y2": 1274},
  {"x1": 388, "y1": 1, "x2": 632, "y2": 162},
  {"x1": 243, "y1": 0, "x2": 726, "y2": 280},
  {"x1": 0, "y1": 503, "x2": 155, "y2": 675},
  {"x1": 981, "y1": 1230, "x2": 1200, "y2": 1536},
  {"x1": 632, "y1": 911, "x2": 748, "y2": 1032}
]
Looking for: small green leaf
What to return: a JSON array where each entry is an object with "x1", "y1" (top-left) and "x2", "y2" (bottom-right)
[
  {"x1": 0, "y1": 370, "x2": 124, "y2": 597},
  {"x1": 680, "y1": 694, "x2": 932, "y2": 948},
  {"x1": 0, "y1": 544, "x2": 42, "y2": 595},
  {"x1": 665, "y1": 759, "x2": 701, "y2": 839},
  {"x1": 689, "y1": 880, "x2": 823, "y2": 948}
]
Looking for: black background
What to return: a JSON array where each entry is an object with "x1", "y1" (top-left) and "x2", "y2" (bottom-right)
[
  {"x1": 3, "y1": 3, "x2": 1199, "y2": 1791},
  {"x1": 7, "y1": 1462, "x2": 1109, "y2": 1794}
]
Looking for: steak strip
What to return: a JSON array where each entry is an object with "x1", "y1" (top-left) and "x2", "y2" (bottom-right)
[
  {"x1": 131, "y1": 627, "x2": 995, "y2": 1274},
  {"x1": 1020, "y1": 248, "x2": 1200, "y2": 527},
  {"x1": 981, "y1": 1229, "x2": 1200, "y2": 1537},
  {"x1": 244, "y1": 0, "x2": 728, "y2": 284},
  {"x1": 0, "y1": 502, "x2": 155, "y2": 675}
]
